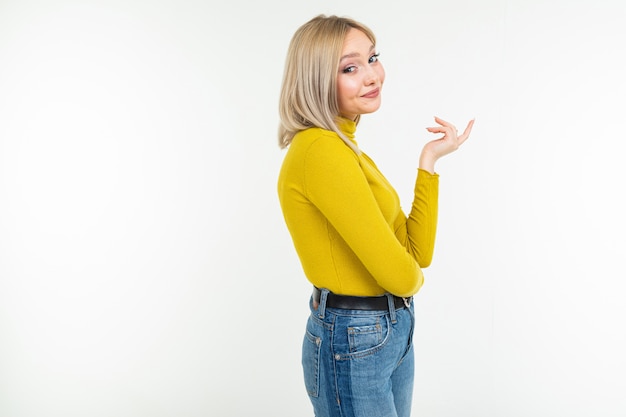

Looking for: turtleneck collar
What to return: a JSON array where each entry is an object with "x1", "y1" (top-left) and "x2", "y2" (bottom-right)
[{"x1": 336, "y1": 117, "x2": 357, "y2": 145}]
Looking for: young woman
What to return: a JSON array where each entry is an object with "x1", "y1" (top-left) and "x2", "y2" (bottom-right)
[{"x1": 277, "y1": 14, "x2": 474, "y2": 417}]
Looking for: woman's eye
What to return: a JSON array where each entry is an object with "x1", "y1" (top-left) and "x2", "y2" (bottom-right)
[{"x1": 341, "y1": 54, "x2": 380, "y2": 74}]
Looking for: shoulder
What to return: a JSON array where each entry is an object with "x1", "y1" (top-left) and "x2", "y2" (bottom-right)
[
  {"x1": 290, "y1": 128, "x2": 358, "y2": 166},
  {"x1": 280, "y1": 128, "x2": 361, "y2": 189}
]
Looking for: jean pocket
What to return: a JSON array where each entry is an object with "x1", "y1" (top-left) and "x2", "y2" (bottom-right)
[
  {"x1": 302, "y1": 329, "x2": 322, "y2": 398},
  {"x1": 347, "y1": 315, "x2": 388, "y2": 354}
]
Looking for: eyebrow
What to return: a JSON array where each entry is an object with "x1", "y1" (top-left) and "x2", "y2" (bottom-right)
[{"x1": 340, "y1": 44, "x2": 376, "y2": 62}]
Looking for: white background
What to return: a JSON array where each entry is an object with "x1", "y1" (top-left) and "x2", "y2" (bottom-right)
[{"x1": 1, "y1": 0, "x2": 625, "y2": 416}]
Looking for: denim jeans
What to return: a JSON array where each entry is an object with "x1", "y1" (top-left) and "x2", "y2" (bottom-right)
[{"x1": 302, "y1": 288, "x2": 415, "y2": 417}]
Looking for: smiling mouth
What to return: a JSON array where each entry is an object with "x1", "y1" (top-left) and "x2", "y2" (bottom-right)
[{"x1": 362, "y1": 88, "x2": 380, "y2": 98}]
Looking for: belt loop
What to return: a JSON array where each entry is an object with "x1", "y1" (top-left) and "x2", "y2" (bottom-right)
[
  {"x1": 387, "y1": 294, "x2": 397, "y2": 324},
  {"x1": 318, "y1": 288, "x2": 329, "y2": 319}
]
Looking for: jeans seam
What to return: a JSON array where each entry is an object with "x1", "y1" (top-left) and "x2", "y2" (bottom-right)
[{"x1": 397, "y1": 305, "x2": 415, "y2": 367}]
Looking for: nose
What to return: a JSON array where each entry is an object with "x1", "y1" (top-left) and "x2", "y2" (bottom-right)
[{"x1": 363, "y1": 65, "x2": 378, "y2": 85}]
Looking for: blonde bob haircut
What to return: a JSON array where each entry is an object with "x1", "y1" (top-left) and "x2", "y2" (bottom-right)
[{"x1": 278, "y1": 14, "x2": 376, "y2": 154}]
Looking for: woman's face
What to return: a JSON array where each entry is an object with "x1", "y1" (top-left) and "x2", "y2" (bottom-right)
[{"x1": 336, "y1": 28, "x2": 385, "y2": 120}]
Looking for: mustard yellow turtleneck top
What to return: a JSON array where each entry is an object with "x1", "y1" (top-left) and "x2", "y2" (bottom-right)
[{"x1": 277, "y1": 119, "x2": 438, "y2": 298}]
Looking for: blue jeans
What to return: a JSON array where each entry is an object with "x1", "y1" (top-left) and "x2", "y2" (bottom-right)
[{"x1": 302, "y1": 288, "x2": 415, "y2": 417}]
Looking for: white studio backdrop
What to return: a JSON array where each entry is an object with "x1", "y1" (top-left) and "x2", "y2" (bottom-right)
[{"x1": 1, "y1": 0, "x2": 624, "y2": 416}]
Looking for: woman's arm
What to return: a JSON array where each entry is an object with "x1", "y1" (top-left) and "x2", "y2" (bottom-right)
[
  {"x1": 394, "y1": 117, "x2": 474, "y2": 268},
  {"x1": 393, "y1": 168, "x2": 439, "y2": 268}
]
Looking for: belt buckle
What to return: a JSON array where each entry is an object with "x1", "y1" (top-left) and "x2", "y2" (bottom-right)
[{"x1": 403, "y1": 297, "x2": 411, "y2": 308}]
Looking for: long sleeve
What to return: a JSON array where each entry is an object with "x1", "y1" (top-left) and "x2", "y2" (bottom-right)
[{"x1": 392, "y1": 168, "x2": 439, "y2": 268}]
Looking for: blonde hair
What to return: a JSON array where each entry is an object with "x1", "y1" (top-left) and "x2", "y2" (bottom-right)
[{"x1": 278, "y1": 14, "x2": 376, "y2": 153}]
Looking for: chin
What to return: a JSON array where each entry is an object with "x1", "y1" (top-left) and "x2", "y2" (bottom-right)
[{"x1": 363, "y1": 105, "x2": 382, "y2": 115}]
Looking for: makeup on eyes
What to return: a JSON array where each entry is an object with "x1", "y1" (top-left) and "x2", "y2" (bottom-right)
[{"x1": 340, "y1": 51, "x2": 380, "y2": 74}]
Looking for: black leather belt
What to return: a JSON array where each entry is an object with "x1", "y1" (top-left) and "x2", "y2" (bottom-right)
[{"x1": 313, "y1": 287, "x2": 410, "y2": 311}]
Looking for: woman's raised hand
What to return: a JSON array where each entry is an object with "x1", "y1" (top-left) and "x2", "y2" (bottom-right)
[{"x1": 419, "y1": 116, "x2": 474, "y2": 174}]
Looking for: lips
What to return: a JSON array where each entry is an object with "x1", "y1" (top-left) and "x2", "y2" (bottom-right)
[{"x1": 361, "y1": 88, "x2": 380, "y2": 98}]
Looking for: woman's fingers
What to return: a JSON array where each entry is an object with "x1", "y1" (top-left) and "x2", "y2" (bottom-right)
[
  {"x1": 457, "y1": 119, "x2": 475, "y2": 144},
  {"x1": 430, "y1": 117, "x2": 475, "y2": 143},
  {"x1": 425, "y1": 126, "x2": 448, "y2": 134},
  {"x1": 423, "y1": 117, "x2": 475, "y2": 158},
  {"x1": 432, "y1": 117, "x2": 457, "y2": 133},
  {"x1": 434, "y1": 116, "x2": 455, "y2": 129}
]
